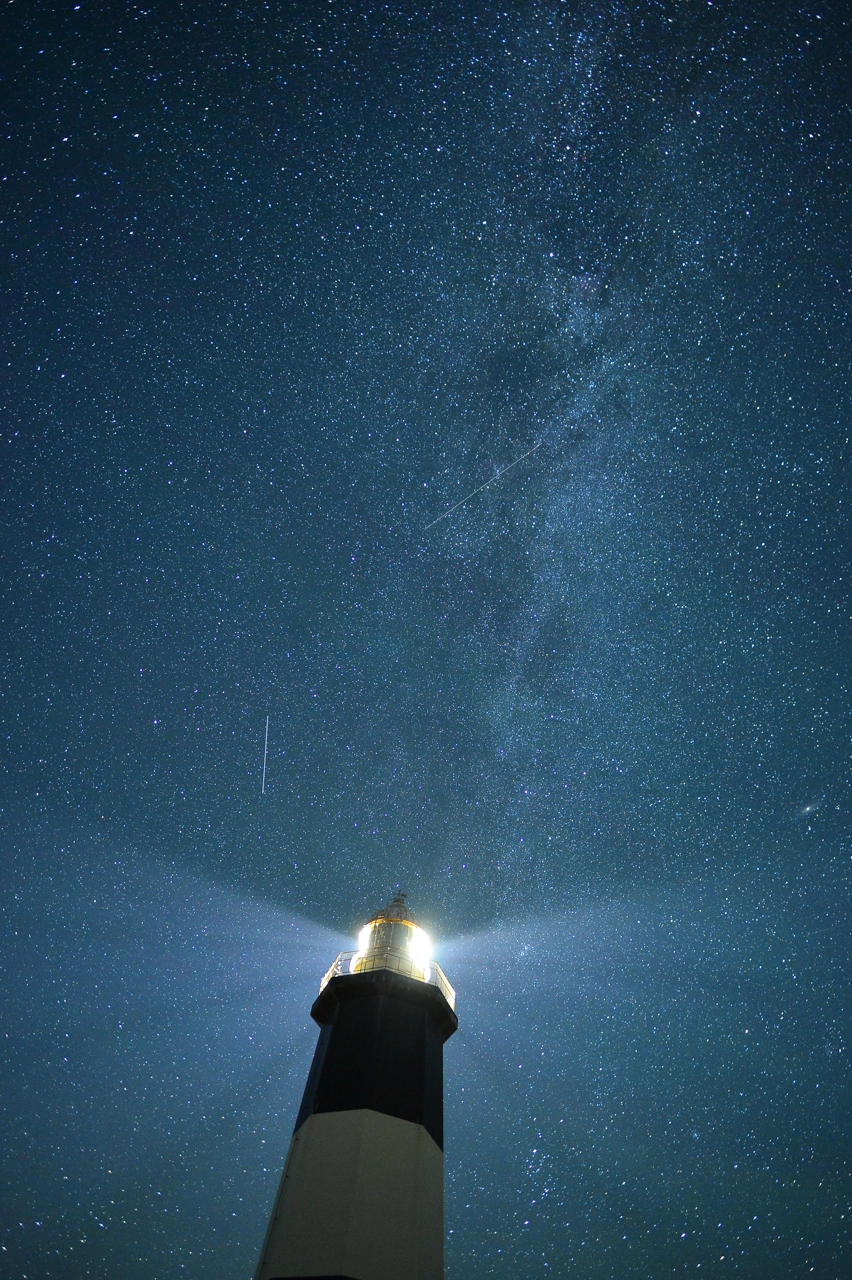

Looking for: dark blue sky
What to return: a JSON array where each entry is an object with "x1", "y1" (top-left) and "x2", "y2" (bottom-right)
[{"x1": 1, "y1": 1, "x2": 850, "y2": 1276}]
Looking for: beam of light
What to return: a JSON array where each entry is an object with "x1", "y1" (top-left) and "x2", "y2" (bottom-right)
[
  {"x1": 435, "y1": 876, "x2": 850, "y2": 1278},
  {"x1": 0, "y1": 843, "x2": 348, "y2": 1280},
  {"x1": 423, "y1": 440, "x2": 543, "y2": 530},
  {"x1": 5, "y1": 859, "x2": 846, "y2": 1280}
]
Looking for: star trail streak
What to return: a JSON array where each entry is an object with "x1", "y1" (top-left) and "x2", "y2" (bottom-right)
[{"x1": 424, "y1": 442, "x2": 543, "y2": 530}]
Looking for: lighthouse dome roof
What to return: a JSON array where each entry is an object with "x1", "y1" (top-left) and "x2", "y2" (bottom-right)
[{"x1": 368, "y1": 892, "x2": 415, "y2": 926}]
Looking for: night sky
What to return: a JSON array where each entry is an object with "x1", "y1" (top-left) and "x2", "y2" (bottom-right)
[{"x1": 1, "y1": 1, "x2": 850, "y2": 1277}]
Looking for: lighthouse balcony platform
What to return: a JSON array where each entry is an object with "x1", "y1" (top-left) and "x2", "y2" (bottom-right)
[{"x1": 319, "y1": 950, "x2": 456, "y2": 1012}]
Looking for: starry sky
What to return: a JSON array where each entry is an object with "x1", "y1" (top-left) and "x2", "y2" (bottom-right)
[{"x1": 1, "y1": 0, "x2": 850, "y2": 1276}]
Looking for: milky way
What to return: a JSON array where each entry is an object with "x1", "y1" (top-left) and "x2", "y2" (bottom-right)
[{"x1": 1, "y1": 1, "x2": 850, "y2": 1276}]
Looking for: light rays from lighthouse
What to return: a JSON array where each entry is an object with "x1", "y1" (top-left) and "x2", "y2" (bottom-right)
[
  {"x1": 1, "y1": 844, "x2": 348, "y2": 1280},
  {"x1": 4, "y1": 849, "x2": 847, "y2": 1280}
]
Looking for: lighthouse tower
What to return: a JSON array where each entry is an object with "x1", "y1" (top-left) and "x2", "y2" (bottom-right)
[{"x1": 254, "y1": 894, "x2": 458, "y2": 1280}]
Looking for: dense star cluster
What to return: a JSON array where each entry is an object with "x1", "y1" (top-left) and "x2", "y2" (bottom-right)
[{"x1": 1, "y1": 1, "x2": 849, "y2": 1277}]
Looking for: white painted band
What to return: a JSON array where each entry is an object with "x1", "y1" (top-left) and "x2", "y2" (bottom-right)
[{"x1": 255, "y1": 1108, "x2": 444, "y2": 1280}]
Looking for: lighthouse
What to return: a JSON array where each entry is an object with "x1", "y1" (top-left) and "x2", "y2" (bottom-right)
[{"x1": 254, "y1": 893, "x2": 458, "y2": 1280}]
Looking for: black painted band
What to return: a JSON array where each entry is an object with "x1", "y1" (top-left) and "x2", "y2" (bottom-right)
[{"x1": 293, "y1": 969, "x2": 457, "y2": 1149}]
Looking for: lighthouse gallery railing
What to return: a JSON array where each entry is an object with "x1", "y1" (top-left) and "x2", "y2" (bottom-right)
[{"x1": 319, "y1": 950, "x2": 456, "y2": 1012}]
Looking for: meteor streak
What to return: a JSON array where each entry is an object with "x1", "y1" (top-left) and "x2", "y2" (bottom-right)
[{"x1": 424, "y1": 440, "x2": 542, "y2": 530}]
